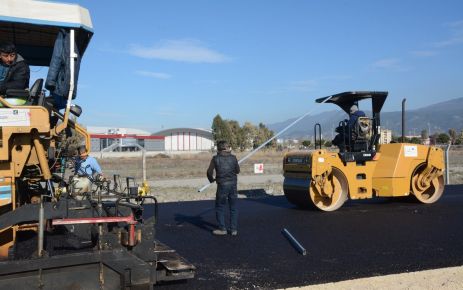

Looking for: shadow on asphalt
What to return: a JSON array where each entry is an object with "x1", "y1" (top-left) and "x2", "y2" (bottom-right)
[
  {"x1": 238, "y1": 188, "x2": 268, "y2": 198},
  {"x1": 239, "y1": 187, "x2": 462, "y2": 210},
  {"x1": 174, "y1": 207, "x2": 216, "y2": 233},
  {"x1": 238, "y1": 189, "x2": 297, "y2": 209}
]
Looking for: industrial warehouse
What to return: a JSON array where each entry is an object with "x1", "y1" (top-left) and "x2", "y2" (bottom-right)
[{"x1": 88, "y1": 126, "x2": 214, "y2": 152}]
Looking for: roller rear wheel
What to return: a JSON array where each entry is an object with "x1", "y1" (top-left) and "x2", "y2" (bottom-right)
[{"x1": 309, "y1": 169, "x2": 348, "y2": 211}]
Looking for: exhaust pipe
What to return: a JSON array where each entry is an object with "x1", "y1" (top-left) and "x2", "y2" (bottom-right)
[{"x1": 402, "y1": 98, "x2": 406, "y2": 143}]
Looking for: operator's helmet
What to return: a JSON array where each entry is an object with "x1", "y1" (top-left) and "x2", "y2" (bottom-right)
[
  {"x1": 350, "y1": 105, "x2": 359, "y2": 114},
  {"x1": 217, "y1": 140, "x2": 229, "y2": 152}
]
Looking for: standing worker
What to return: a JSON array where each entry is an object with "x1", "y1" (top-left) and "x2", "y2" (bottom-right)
[{"x1": 207, "y1": 141, "x2": 240, "y2": 236}]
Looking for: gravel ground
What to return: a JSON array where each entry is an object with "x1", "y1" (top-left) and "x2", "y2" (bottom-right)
[
  {"x1": 287, "y1": 266, "x2": 463, "y2": 290},
  {"x1": 150, "y1": 174, "x2": 283, "y2": 203}
]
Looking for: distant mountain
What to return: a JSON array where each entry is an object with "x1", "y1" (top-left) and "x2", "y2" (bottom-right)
[{"x1": 267, "y1": 97, "x2": 463, "y2": 139}]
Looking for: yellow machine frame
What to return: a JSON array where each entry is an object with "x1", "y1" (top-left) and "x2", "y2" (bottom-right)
[
  {"x1": 282, "y1": 91, "x2": 445, "y2": 211},
  {"x1": 0, "y1": 97, "x2": 90, "y2": 257}
]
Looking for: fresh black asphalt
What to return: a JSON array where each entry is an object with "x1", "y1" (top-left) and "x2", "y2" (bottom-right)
[{"x1": 148, "y1": 185, "x2": 463, "y2": 289}]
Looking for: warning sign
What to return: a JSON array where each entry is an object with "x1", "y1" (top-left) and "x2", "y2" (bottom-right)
[
  {"x1": 254, "y1": 163, "x2": 264, "y2": 174},
  {"x1": 0, "y1": 109, "x2": 30, "y2": 127},
  {"x1": 404, "y1": 145, "x2": 418, "y2": 157}
]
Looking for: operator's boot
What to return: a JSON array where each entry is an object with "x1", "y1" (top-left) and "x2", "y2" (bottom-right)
[{"x1": 212, "y1": 229, "x2": 227, "y2": 236}]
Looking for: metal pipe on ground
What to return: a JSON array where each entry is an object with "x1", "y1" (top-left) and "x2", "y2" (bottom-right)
[{"x1": 281, "y1": 228, "x2": 307, "y2": 256}]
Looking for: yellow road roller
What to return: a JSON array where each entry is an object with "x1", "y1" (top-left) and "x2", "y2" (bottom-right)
[{"x1": 283, "y1": 91, "x2": 445, "y2": 211}]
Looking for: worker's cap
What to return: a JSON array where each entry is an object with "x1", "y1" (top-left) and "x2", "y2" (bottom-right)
[
  {"x1": 217, "y1": 140, "x2": 229, "y2": 151},
  {"x1": 77, "y1": 145, "x2": 88, "y2": 157},
  {"x1": 350, "y1": 105, "x2": 358, "y2": 114}
]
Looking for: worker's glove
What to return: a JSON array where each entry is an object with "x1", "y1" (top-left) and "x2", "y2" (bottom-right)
[{"x1": 96, "y1": 174, "x2": 105, "y2": 182}]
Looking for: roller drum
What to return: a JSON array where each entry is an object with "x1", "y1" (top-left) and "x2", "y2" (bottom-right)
[{"x1": 283, "y1": 177, "x2": 313, "y2": 208}]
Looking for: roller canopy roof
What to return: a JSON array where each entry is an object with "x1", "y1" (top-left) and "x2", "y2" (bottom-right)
[
  {"x1": 316, "y1": 91, "x2": 388, "y2": 114},
  {"x1": 0, "y1": 0, "x2": 93, "y2": 66}
]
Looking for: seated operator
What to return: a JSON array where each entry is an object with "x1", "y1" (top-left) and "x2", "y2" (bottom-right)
[
  {"x1": 0, "y1": 41, "x2": 30, "y2": 97},
  {"x1": 332, "y1": 104, "x2": 366, "y2": 151},
  {"x1": 72, "y1": 145, "x2": 103, "y2": 196}
]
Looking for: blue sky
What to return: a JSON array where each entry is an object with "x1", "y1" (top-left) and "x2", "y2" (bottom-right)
[{"x1": 35, "y1": 0, "x2": 463, "y2": 132}]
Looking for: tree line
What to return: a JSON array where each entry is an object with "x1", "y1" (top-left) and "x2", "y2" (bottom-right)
[
  {"x1": 211, "y1": 114, "x2": 275, "y2": 151},
  {"x1": 284, "y1": 127, "x2": 463, "y2": 150},
  {"x1": 392, "y1": 128, "x2": 463, "y2": 145}
]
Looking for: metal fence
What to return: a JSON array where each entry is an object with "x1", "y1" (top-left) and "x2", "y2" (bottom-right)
[{"x1": 447, "y1": 145, "x2": 463, "y2": 185}]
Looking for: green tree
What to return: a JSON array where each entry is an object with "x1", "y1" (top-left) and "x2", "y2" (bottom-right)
[
  {"x1": 211, "y1": 114, "x2": 232, "y2": 147},
  {"x1": 448, "y1": 129, "x2": 457, "y2": 144},
  {"x1": 301, "y1": 140, "x2": 311, "y2": 147},
  {"x1": 240, "y1": 122, "x2": 256, "y2": 151},
  {"x1": 409, "y1": 137, "x2": 421, "y2": 144},
  {"x1": 253, "y1": 123, "x2": 275, "y2": 149},
  {"x1": 436, "y1": 133, "x2": 450, "y2": 144},
  {"x1": 211, "y1": 114, "x2": 225, "y2": 142},
  {"x1": 226, "y1": 120, "x2": 242, "y2": 150}
]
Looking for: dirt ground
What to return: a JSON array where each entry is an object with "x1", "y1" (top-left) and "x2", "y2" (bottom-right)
[
  {"x1": 97, "y1": 147, "x2": 463, "y2": 199},
  {"x1": 98, "y1": 150, "x2": 284, "y2": 181},
  {"x1": 98, "y1": 150, "x2": 285, "y2": 201},
  {"x1": 286, "y1": 266, "x2": 463, "y2": 290}
]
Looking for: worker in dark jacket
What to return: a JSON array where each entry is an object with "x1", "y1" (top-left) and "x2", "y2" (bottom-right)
[
  {"x1": 347, "y1": 105, "x2": 365, "y2": 128},
  {"x1": 45, "y1": 29, "x2": 81, "y2": 110},
  {"x1": 207, "y1": 141, "x2": 240, "y2": 236},
  {"x1": 0, "y1": 42, "x2": 30, "y2": 95},
  {"x1": 332, "y1": 104, "x2": 366, "y2": 151}
]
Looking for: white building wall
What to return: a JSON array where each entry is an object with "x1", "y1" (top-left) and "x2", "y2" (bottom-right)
[
  {"x1": 191, "y1": 132, "x2": 197, "y2": 151},
  {"x1": 178, "y1": 132, "x2": 184, "y2": 151},
  {"x1": 170, "y1": 133, "x2": 177, "y2": 151},
  {"x1": 197, "y1": 134, "x2": 213, "y2": 150},
  {"x1": 156, "y1": 128, "x2": 213, "y2": 151}
]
